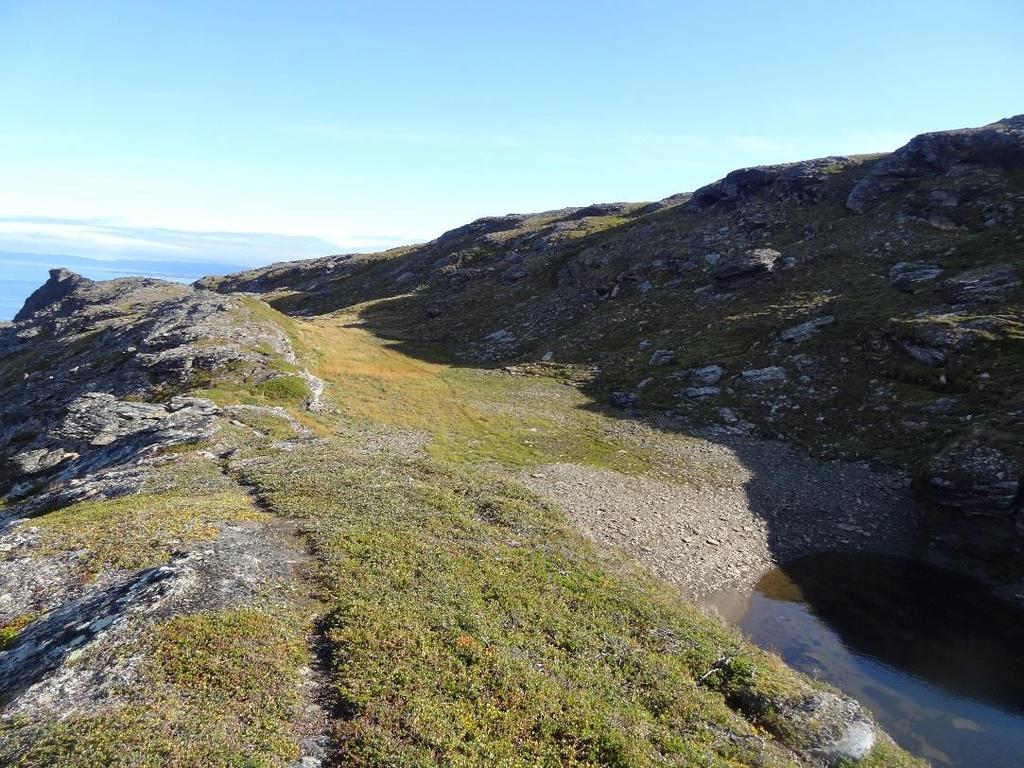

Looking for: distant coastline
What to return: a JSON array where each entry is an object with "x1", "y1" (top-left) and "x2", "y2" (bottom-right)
[{"x1": 0, "y1": 252, "x2": 254, "y2": 321}]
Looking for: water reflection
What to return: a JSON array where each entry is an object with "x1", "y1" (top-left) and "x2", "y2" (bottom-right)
[{"x1": 713, "y1": 554, "x2": 1024, "y2": 768}]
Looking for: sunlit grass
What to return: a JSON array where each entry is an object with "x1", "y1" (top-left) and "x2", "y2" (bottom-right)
[{"x1": 295, "y1": 317, "x2": 655, "y2": 472}]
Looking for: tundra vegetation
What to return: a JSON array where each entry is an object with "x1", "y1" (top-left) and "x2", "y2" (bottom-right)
[{"x1": 6, "y1": 114, "x2": 1023, "y2": 767}]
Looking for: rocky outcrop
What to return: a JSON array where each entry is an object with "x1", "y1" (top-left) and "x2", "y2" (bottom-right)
[
  {"x1": 0, "y1": 270, "x2": 328, "y2": 748},
  {"x1": 922, "y1": 441, "x2": 1021, "y2": 516},
  {"x1": 5, "y1": 394, "x2": 221, "y2": 514},
  {"x1": 729, "y1": 683, "x2": 875, "y2": 766},
  {"x1": 12, "y1": 269, "x2": 192, "y2": 334},
  {"x1": 786, "y1": 691, "x2": 877, "y2": 765},
  {"x1": 12, "y1": 269, "x2": 95, "y2": 322},
  {"x1": 847, "y1": 114, "x2": 1024, "y2": 213},
  {"x1": 0, "y1": 564, "x2": 181, "y2": 703},
  {"x1": 889, "y1": 312, "x2": 983, "y2": 367},
  {"x1": 0, "y1": 272, "x2": 308, "y2": 510},
  {"x1": 712, "y1": 248, "x2": 781, "y2": 285},
  {"x1": 690, "y1": 156, "x2": 860, "y2": 209},
  {"x1": 942, "y1": 264, "x2": 1020, "y2": 304},
  {"x1": 432, "y1": 214, "x2": 530, "y2": 250}
]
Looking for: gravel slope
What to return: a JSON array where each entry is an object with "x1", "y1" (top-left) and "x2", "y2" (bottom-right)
[{"x1": 520, "y1": 423, "x2": 923, "y2": 604}]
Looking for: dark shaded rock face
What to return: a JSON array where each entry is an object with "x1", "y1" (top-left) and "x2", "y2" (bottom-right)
[
  {"x1": 13, "y1": 269, "x2": 93, "y2": 322},
  {"x1": 923, "y1": 442, "x2": 1021, "y2": 516},
  {"x1": 691, "y1": 156, "x2": 858, "y2": 209},
  {"x1": 712, "y1": 248, "x2": 781, "y2": 284},
  {"x1": 847, "y1": 114, "x2": 1024, "y2": 213},
  {"x1": 942, "y1": 264, "x2": 1020, "y2": 304},
  {"x1": 610, "y1": 391, "x2": 637, "y2": 408}
]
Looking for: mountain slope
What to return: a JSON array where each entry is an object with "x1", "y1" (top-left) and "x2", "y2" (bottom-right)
[
  {"x1": 200, "y1": 115, "x2": 1024, "y2": 528},
  {"x1": 5, "y1": 114, "x2": 1022, "y2": 767},
  {"x1": 0, "y1": 271, "x2": 922, "y2": 766}
]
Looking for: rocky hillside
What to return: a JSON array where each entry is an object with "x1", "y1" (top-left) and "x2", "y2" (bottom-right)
[
  {"x1": 201, "y1": 115, "x2": 1024, "y2": 528},
  {"x1": 0, "y1": 272, "x2": 924, "y2": 767},
  {"x1": 0, "y1": 269, "x2": 321, "y2": 512},
  {"x1": 4, "y1": 114, "x2": 1021, "y2": 768}
]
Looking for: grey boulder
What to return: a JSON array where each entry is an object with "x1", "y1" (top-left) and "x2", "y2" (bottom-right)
[
  {"x1": 780, "y1": 315, "x2": 835, "y2": 343},
  {"x1": 712, "y1": 248, "x2": 781, "y2": 284},
  {"x1": 690, "y1": 365, "x2": 725, "y2": 386},
  {"x1": 741, "y1": 367, "x2": 788, "y2": 387},
  {"x1": 942, "y1": 264, "x2": 1020, "y2": 305},
  {"x1": 682, "y1": 386, "x2": 720, "y2": 399},
  {"x1": 888, "y1": 262, "x2": 942, "y2": 293},
  {"x1": 648, "y1": 349, "x2": 676, "y2": 366}
]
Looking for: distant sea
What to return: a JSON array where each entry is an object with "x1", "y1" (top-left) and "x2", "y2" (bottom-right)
[{"x1": 0, "y1": 251, "x2": 253, "y2": 322}]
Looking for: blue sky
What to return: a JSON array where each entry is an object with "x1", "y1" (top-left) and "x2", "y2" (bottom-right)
[{"x1": 0, "y1": 0, "x2": 1021, "y2": 267}]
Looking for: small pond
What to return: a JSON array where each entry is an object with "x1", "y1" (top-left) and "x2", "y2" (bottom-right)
[{"x1": 710, "y1": 553, "x2": 1024, "y2": 768}]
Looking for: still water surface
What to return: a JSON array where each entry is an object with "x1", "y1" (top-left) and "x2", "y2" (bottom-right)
[{"x1": 714, "y1": 553, "x2": 1024, "y2": 768}]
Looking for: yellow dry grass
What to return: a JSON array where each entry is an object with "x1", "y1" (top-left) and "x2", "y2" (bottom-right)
[{"x1": 291, "y1": 312, "x2": 651, "y2": 471}]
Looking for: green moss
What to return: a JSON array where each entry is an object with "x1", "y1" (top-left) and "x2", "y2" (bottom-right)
[
  {"x1": 843, "y1": 739, "x2": 927, "y2": 768},
  {"x1": 191, "y1": 373, "x2": 311, "y2": 410},
  {"x1": 563, "y1": 214, "x2": 635, "y2": 239},
  {"x1": 0, "y1": 612, "x2": 39, "y2": 651},
  {"x1": 28, "y1": 456, "x2": 264, "y2": 572},
  {"x1": 227, "y1": 407, "x2": 305, "y2": 440},
  {"x1": 232, "y1": 440, "x2": 843, "y2": 767},
  {"x1": 3, "y1": 609, "x2": 308, "y2": 768},
  {"x1": 149, "y1": 610, "x2": 306, "y2": 715},
  {"x1": 254, "y1": 375, "x2": 310, "y2": 404}
]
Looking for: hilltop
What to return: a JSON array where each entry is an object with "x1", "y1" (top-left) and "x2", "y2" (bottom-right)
[{"x1": 4, "y1": 114, "x2": 1023, "y2": 767}]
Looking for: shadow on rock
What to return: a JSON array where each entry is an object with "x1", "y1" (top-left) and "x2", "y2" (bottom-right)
[{"x1": 0, "y1": 566, "x2": 177, "y2": 704}]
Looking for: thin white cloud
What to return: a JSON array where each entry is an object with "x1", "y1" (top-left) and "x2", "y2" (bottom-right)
[
  {"x1": 0, "y1": 221, "x2": 192, "y2": 254},
  {"x1": 0, "y1": 216, "x2": 388, "y2": 267}
]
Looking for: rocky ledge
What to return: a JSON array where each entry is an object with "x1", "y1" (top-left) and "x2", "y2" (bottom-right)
[{"x1": 0, "y1": 269, "x2": 323, "y2": 516}]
